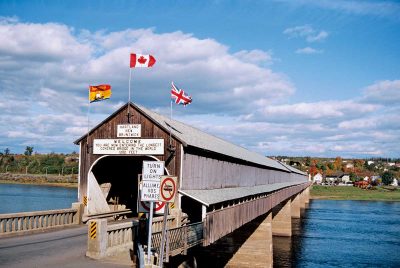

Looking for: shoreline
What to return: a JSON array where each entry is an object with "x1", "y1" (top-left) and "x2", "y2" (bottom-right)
[
  {"x1": 310, "y1": 185, "x2": 400, "y2": 202},
  {"x1": 0, "y1": 179, "x2": 78, "y2": 188}
]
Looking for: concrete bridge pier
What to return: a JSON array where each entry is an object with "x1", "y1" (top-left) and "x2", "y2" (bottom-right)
[
  {"x1": 290, "y1": 193, "x2": 302, "y2": 218},
  {"x1": 225, "y1": 212, "x2": 273, "y2": 268},
  {"x1": 272, "y1": 198, "x2": 292, "y2": 237}
]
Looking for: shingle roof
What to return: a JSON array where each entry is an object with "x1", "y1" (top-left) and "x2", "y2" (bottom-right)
[{"x1": 135, "y1": 104, "x2": 288, "y2": 171}]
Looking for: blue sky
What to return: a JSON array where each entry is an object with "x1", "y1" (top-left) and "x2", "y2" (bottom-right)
[{"x1": 0, "y1": 0, "x2": 399, "y2": 158}]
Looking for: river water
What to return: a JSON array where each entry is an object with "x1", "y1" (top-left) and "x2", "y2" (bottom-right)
[
  {"x1": 274, "y1": 199, "x2": 400, "y2": 267},
  {"x1": 1, "y1": 184, "x2": 399, "y2": 267},
  {"x1": 0, "y1": 183, "x2": 77, "y2": 214}
]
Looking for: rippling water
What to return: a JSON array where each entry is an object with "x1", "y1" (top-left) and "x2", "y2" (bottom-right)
[
  {"x1": 0, "y1": 183, "x2": 77, "y2": 214},
  {"x1": 274, "y1": 200, "x2": 400, "y2": 268}
]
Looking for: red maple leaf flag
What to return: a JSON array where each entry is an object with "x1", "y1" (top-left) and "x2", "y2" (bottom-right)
[
  {"x1": 171, "y1": 82, "x2": 192, "y2": 106},
  {"x1": 130, "y1": 53, "x2": 156, "y2": 68}
]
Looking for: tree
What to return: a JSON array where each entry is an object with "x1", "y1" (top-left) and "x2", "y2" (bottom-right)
[
  {"x1": 381, "y1": 171, "x2": 394, "y2": 186},
  {"x1": 24, "y1": 146, "x2": 34, "y2": 156},
  {"x1": 334, "y1": 156, "x2": 342, "y2": 170}
]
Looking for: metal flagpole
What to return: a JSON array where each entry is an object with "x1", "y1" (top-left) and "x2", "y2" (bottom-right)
[
  {"x1": 127, "y1": 68, "x2": 132, "y2": 122},
  {"x1": 86, "y1": 97, "x2": 91, "y2": 153}
]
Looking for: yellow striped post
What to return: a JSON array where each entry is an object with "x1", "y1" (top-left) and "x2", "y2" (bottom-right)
[{"x1": 90, "y1": 221, "x2": 97, "y2": 239}]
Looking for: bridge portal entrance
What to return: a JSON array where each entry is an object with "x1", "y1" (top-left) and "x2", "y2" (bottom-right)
[{"x1": 86, "y1": 155, "x2": 167, "y2": 215}]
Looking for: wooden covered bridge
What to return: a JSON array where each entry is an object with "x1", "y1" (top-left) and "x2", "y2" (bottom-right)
[{"x1": 74, "y1": 102, "x2": 310, "y2": 267}]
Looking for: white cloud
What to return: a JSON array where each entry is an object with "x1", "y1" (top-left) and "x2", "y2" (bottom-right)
[
  {"x1": 283, "y1": 25, "x2": 328, "y2": 42},
  {"x1": 295, "y1": 47, "x2": 323, "y2": 54},
  {"x1": 362, "y1": 80, "x2": 400, "y2": 104}
]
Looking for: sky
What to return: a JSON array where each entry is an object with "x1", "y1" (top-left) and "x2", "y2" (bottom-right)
[{"x1": 0, "y1": 0, "x2": 399, "y2": 158}]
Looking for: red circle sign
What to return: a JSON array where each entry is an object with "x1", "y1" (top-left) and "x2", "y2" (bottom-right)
[
  {"x1": 140, "y1": 201, "x2": 165, "y2": 212},
  {"x1": 160, "y1": 177, "x2": 176, "y2": 202}
]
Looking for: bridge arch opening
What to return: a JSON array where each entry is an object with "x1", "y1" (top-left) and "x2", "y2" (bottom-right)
[{"x1": 87, "y1": 155, "x2": 169, "y2": 215}]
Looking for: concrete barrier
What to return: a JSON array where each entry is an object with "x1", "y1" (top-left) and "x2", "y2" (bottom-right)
[{"x1": 0, "y1": 202, "x2": 83, "y2": 237}]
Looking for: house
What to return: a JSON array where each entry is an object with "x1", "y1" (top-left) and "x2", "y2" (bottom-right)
[
  {"x1": 367, "y1": 161, "x2": 375, "y2": 165},
  {"x1": 313, "y1": 173, "x2": 323, "y2": 184},
  {"x1": 391, "y1": 178, "x2": 398, "y2": 187},
  {"x1": 339, "y1": 174, "x2": 351, "y2": 183},
  {"x1": 345, "y1": 163, "x2": 354, "y2": 169}
]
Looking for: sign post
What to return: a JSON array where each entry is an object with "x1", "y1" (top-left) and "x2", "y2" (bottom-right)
[
  {"x1": 158, "y1": 176, "x2": 178, "y2": 265},
  {"x1": 141, "y1": 161, "x2": 165, "y2": 264}
]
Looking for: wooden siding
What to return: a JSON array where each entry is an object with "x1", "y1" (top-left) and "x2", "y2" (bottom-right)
[
  {"x1": 77, "y1": 104, "x2": 182, "y2": 202},
  {"x1": 181, "y1": 153, "x2": 307, "y2": 190},
  {"x1": 203, "y1": 182, "x2": 311, "y2": 245}
]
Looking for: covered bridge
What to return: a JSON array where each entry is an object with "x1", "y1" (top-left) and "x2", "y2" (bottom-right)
[{"x1": 74, "y1": 102, "x2": 308, "y2": 239}]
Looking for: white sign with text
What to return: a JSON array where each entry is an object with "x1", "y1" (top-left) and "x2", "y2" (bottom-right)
[
  {"x1": 93, "y1": 139, "x2": 164, "y2": 155},
  {"x1": 117, "y1": 124, "x2": 141, "y2": 137},
  {"x1": 141, "y1": 161, "x2": 165, "y2": 202}
]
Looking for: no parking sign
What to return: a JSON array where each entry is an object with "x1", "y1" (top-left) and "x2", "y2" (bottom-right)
[{"x1": 159, "y1": 176, "x2": 177, "y2": 203}]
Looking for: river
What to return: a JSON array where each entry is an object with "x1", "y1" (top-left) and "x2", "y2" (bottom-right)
[
  {"x1": 274, "y1": 199, "x2": 400, "y2": 267},
  {"x1": 0, "y1": 183, "x2": 77, "y2": 214},
  {"x1": 1, "y1": 184, "x2": 399, "y2": 267}
]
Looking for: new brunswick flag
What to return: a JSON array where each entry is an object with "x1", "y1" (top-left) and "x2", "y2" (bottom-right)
[{"x1": 89, "y1": 85, "x2": 111, "y2": 103}]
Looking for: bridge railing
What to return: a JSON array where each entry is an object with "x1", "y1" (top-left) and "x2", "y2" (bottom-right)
[
  {"x1": 86, "y1": 213, "x2": 189, "y2": 260},
  {"x1": 151, "y1": 222, "x2": 204, "y2": 260},
  {"x1": 0, "y1": 202, "x2": 83, "y2": 237}
]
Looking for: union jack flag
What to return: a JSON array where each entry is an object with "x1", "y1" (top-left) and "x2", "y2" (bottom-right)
[{"x1": 171, "y1": 82, "x2": 192, "y2": 106}]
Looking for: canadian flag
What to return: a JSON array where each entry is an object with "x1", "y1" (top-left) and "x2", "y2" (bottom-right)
[{"x1": 130, "y1": 53, "x2": 156, "y2": 68}]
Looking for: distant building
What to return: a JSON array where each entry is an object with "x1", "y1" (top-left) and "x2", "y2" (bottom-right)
[
  {"x1": 340, "y1": 174, "x2": 351, "y2": 183},
  {"x1": 345, "y1": 163, "x2": 354, "y2": 169},
  {"x1": 313, "y1": 173, "x2": 323, "y2": 184},
  {"x1": 367, "y1": 161, "x2": 375, "y2": 165},
  {"x1": 391, "y1": 178, "x2": 398, "y2": 187}
]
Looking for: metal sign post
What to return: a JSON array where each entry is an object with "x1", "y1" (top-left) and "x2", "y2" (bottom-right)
[
  {"x1": 147, "y1": 201, "x2": 153, "y2": 264},
  {"x1": 158, "y1": 176, "x2": 178, "y2": 266}
]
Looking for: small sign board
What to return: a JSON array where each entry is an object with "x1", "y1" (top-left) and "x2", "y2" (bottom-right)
[
  {"x1": 159, "y1": 176, "x2": 177, "y2": 203},
  {"x1": 141, "y1": 161, "x2": 165, "y2": 202},
  {"x1": 142, "y1": 161, "x2": 165, "y2": 181},
  {"x1": 117, "y1": 124, "x2": 141, "y2": 137},
  {"x1": 93, "y1": 139, "x2": 164, "y2": 155}
]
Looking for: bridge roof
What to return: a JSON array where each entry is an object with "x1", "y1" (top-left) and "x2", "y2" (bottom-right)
[
  {"x1": 135, "y1": 103, "x2": 288, "y2": 171},
  {"x1": 278, "y1": 162, "x2": 308, "y2": 176},
  {"x1": 179, "y1": 181, "x2": 305, "y2": 206},
  {"x1": 75, "y1": 102, "x2": 299, "y2": 172}
]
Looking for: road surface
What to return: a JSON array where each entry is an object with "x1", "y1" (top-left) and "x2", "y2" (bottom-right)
[{"x1": 0, "y1": 225, "x2": 133, "y2": 267}]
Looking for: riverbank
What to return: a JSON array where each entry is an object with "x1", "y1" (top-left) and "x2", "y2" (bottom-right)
[
  {"x1": 311, "y1": 185, "x2": 400, "y2": 201},
  {"x1": 0, "y1": 173, "x2": 78, "y2": 188}
]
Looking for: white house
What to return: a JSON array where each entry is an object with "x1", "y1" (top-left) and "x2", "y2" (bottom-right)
[
  {"x1": 313, "y1": 173, "x2": 323, "y2": 184},
  {"x1": 340, "y1": 174, "x2": 351, "y2": 183},
  {"x1": 367, "y1": 161, "x2": 375, "y2": 165},
  {"x1": 391, "y1": 178, "x2": 398, "y2": 187}
]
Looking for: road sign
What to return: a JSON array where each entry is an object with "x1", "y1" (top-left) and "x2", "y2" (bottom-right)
[
  {"x1": 159, "y1": 176, "x2": 177, "y2": 203},
  {"x1": 141, "y1": 161, "x2": 164, "y2": 201},
  {"x1": 142, "y1": 161, "x2": 165, "y2": 181},
  {"x1": 138, "y1": 200, "x2": 165, "y2": 214}
]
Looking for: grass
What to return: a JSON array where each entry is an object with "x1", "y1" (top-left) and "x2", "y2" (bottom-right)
[{"x1": 311, "y1": 185, "x2": 400, "y2": 201}]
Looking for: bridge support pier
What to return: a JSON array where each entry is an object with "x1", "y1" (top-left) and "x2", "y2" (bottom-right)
[
  {"x1": 272, "y1": 198, "x2": 292, "y2": 237},
  {"x1": 225, "y1": 212, "x2": 273, "y2": 268},
  {"x1": 291, "y1": 193, "x2": 301, "y2": 218}
]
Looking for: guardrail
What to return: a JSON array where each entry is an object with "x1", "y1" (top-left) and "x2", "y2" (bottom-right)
[
  {"x1": 152, "y1": 222, "x2": 204, "y2": 260},
  {"x1": 86, "y1": 213, "x2": 189, "y2": 261},
  {"x1": 0, "y1": 202, "x2": 84, "y2": 237}
]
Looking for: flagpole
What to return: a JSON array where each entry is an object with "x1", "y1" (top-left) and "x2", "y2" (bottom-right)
[
  {"x1": 86, "y1": 99, "x2": 91, "y2": 153},
  {"x1": 127, "y1": 68, "x2": 132, "y2": 122},
  {"x1": 169, "y1": 99, "x2": 173, "y2": 147}
]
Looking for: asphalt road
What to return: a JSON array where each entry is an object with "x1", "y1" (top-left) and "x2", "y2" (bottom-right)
[{"x1": 0, "y1": 226, "x2": 132, "y2": 268}]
